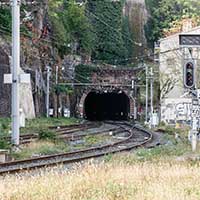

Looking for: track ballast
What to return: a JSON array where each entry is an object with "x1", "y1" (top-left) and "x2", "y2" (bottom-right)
[{"x1": 0, "y1": 121, "x2": 152, "y2": 174}]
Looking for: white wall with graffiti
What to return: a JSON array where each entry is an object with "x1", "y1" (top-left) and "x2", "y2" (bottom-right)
[
  {"x1": 161, "y1": 98, "x2": 192, "y2": 123},
  {"x1": 159, "y1": 23, "x2": 200, "y2": 124}
]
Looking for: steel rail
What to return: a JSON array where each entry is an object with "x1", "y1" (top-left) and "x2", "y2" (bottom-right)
[
  {"x1": 59, "y1": 127, "x2": 124, "y2": 141},
  {"x1": 2, "y1": 123, "x2": 100, "y2": 144},
  {"x1": 0, "y1": 122, "x2": 152, "y2": 174}
]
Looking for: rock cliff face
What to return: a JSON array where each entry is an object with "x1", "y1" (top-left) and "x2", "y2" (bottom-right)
[
  {"x1": 124, "y1": 0, "x2": 149, "y2": 56},
  {"x1": 0, "y1": 2, "x2": 50, "y2": 118},
  {"x1": 0, "y1": 0, "x2": 150, "y2": 118},
  {"x1": 0, "y1": 37, "x2": 35, "y2": 119},
  {"x1": 0, "y1": 40, "x2": 11, "y2": 117}
]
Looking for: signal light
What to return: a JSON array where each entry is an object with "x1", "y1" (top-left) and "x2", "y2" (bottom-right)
[{"x1": 184, "y1": 61, "x2": 195, "y2": 88}]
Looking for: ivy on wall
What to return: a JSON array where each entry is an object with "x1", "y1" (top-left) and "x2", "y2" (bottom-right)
[
  {"x1": 87, "y1": 0, "x2": 132, "y2": 65},
  {"x1": 75, "y1": 64, "x2": 96, "y2": 83},
  {"x1": 54, "y1": 84, "x2": 73, "y2": 95}
]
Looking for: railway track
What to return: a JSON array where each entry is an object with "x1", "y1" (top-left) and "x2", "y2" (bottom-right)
[
  {"x1": 0, "y1": 122, "x2": 152, "y2": 174},
  {"x1": 2, "y1": 122, "x2": 99, "y2": 144}
]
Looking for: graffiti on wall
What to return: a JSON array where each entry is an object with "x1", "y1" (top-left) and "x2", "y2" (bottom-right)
[{"x1": 161, "y1": 98, "x2": 192, "y2": 122}]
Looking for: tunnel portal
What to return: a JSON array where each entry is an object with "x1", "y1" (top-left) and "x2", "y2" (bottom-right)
[{"x1": 84, "y1": 91, "x2": 130, "y2": 121}]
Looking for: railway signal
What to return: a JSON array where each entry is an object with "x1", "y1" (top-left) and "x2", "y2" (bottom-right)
[
  {"x1": 179, "y1": 33, "x2": 200, "y2": 151},
  {"x1": 184, "y1": 61, "x2": 195, "y2": 89}
]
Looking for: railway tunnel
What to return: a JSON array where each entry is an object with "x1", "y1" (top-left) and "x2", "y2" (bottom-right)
[{"x1": 84, "y1": 91, "x2": 130, "y2": 121}]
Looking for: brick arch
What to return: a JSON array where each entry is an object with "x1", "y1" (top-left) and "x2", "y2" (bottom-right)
[
  {"x1": 77, "y1": 89, "x2": 135, "y2": 119},
  {"x1": 123, "y1": 90, "x2": 135, "y2": 118},
  {"x1": 77, "y1": 90, "x2": 91, "y2": 118}
]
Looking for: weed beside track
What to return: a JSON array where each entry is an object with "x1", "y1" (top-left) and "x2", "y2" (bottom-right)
[{"x1": 0, "y1": 121, "x2": 152, "y2": 174}]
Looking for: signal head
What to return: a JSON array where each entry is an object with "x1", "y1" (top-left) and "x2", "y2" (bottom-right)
[{"x1": 184, "y1": 61, "x2": 195, "y2": 88}]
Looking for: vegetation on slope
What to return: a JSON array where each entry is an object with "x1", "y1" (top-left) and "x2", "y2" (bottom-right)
[
  {"x1": 87, "y1": 0, "x2": 132, "y2": 64},
  {"x1": 146, "y1": 0, "x2": 200, "y2": 45},
  {"x1": 48, "y1": 0, "x2": 94, "y2": 57},
  {"x1": 1, "y1": 0, "x2": 200, "y2": 58}
]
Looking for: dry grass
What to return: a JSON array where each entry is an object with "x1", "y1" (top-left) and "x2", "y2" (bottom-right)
[
  {"x1": 1, "y1": 158, "x2": 200, "y2": 200},
  {"x1": 1, "y1": 124, "x2": 199, "y2": 199}
]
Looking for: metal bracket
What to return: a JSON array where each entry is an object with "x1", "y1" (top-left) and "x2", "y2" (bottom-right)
[{"x1": 4, "y1": 74, "x2": 30, "y2": 84}]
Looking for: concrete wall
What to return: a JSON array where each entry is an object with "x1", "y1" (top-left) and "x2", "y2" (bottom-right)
[
  {"x1": 159, "y1": 33, "x2": 183, "y2": 100},
  {"x1": 161, "y1": 98, "x2": 192, "y2": 123},
  {"x1": 19, "y1": 76, "x2": 35, "y2": 119},
  {"x1": 159, "y1": 26, "x2": 200, "y2": 123}
]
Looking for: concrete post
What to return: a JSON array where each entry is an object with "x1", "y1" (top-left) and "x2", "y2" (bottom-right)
[
  {"x1": 56, "y1": 66, "x2": 59, "y2": 117},
  {"x1": 11, "y1": 0, "x2": 20, "y2": 145},
  {"x1": 150, "y1": 67, "x2": 154, "y2": 126},
  {"x1": 46, "y1": 66, "x2": 50, "y2": 117},
  {"x1": 145, "y1": 64, "x2": 148, "y2": 123}
]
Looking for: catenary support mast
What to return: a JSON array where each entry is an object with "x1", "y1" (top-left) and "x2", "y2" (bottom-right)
[
  {"x1": 145, "y1": 64, "x2": 148, "y2": 123},
  {"x1": 11, "y1": 0, "x2": 20, "y2": 145},
  {"x1": 150, "y1": 67, "x2": 154, "y2": 120}
]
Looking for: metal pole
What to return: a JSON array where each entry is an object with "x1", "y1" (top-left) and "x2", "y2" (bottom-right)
[
  {"x1": 46, "y1": 66, "x2": 50, "y2": 117},
  {"x1": 191, "y1": 116, "x2": 198, "y2": 152},
  {"x1": 11, "y1": 0, "x2": 20, "y2": 145},
  {"x1": 56, "y1": 66, "x2": 58, "y2": 85},
  {"x1": 145, "y1": 64, "x2": 148, "y2": 123},
  {"x1": 150, "y1": 68, "x2": 154, "y2": 116},
  {"x1": 56, "y1": 66, "x2": 59, "y2": 117},
  {"x1": 131, "y1": 80, "x2": 137, "y2": 120},
  {"x1": 150, "y1": 68, "x2": 154, "y2": 128}
]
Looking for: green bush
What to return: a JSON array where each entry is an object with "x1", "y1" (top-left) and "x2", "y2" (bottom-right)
[
  {"x1": 38, "y1": 129, "x2": 56, "y2": 141},
  {"x1": 159, "y1": 121, "x2": 166, "y2": 127},
  {"x1": 0, "y1": 8, "x2": 12, "y2": 30},
  {"x1": 0, "y1": 139, "x2": 10, "y2": 149}
]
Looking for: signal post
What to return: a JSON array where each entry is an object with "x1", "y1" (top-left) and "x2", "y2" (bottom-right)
[{"x1": 179, "y1": 34, "x2": 200, "y2": 151}]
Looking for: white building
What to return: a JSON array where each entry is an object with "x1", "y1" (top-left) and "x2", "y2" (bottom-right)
[{"x1": 159, "y1": 24, "x2": 200, "y2": 124}]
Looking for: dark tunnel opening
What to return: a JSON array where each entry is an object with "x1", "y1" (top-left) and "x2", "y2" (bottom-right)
[{"x1": 84, "y1": 91, "x2": 130, "y2": 121}]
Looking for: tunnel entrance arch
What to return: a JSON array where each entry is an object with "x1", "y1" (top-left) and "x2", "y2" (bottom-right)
[{"x1": 83, "y1": 90, "x2": 131, "y2": 121}]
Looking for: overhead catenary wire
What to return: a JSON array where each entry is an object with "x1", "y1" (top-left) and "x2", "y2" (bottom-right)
[
  {"x1": 1, "y1": 0, "x2": 197, "y2": 84},
  {"x1": 1, "y1": 4, "x2": 135, "y2": 64},
  {"x1": 0, "y1": 24, "x2": 187, "y2": 70},
  {"x1": 85, "y1": 8, "x2": 142, "y2": 47},
  {"x1": 0, "y1": 1, "x2": 186, "y2": 65},
  {"x1": 0, "y1": 24, "x2": 187, "y2": 65},
  {"x1": 0, "y1": 25, "x2": 70, "y2": 49},
  {"x1": 1, "y1": 0, "x2": 195, "y2": 122},
  {"x1": 88, "y1": 6, "x2": 141, "y2": 46}
]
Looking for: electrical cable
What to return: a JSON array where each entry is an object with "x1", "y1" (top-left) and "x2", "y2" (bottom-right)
[{"x1": 85, "y1": 8, "x2": 142, "y2": 47}]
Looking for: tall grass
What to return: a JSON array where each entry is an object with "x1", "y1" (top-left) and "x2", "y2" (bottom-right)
[{"x1": 1, "y1": 159, "x2": 200, "y2": 200}]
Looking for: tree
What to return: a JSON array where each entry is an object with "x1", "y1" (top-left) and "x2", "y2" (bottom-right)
[
  {"x1": 146, "y1": 0, "x2": 200, "y2": 45},
  {"x1": 0, "y1": 7, "x2": 12, "y2": 31},
  {"x1": 87, "y1": 0, "x2": 129, "y2": 65},
  {"x1": 48, "y1": 0, "x2": 93, "y2": 57}
]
